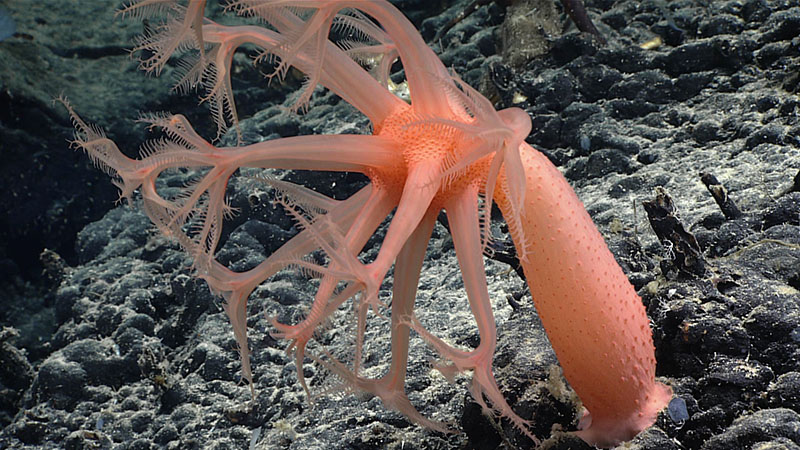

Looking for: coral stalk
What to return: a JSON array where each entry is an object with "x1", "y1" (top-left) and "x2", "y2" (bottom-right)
[{"x1": 496, "y1": 143, "x2": 672, "y2": 447}]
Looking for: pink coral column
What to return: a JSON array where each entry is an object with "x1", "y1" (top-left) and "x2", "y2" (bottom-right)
[{"x1": 497, "y1": 142, "x2": 672, "y2": 447}]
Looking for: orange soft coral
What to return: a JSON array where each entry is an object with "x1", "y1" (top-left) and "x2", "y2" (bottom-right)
[{"x1": 64, "y1": 0, "x2": 671, "y2": 446}]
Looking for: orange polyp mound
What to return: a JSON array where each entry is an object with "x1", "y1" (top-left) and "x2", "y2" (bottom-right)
[{"x1": 373, "y1": 104, "x2": 494, "y2": 207}]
